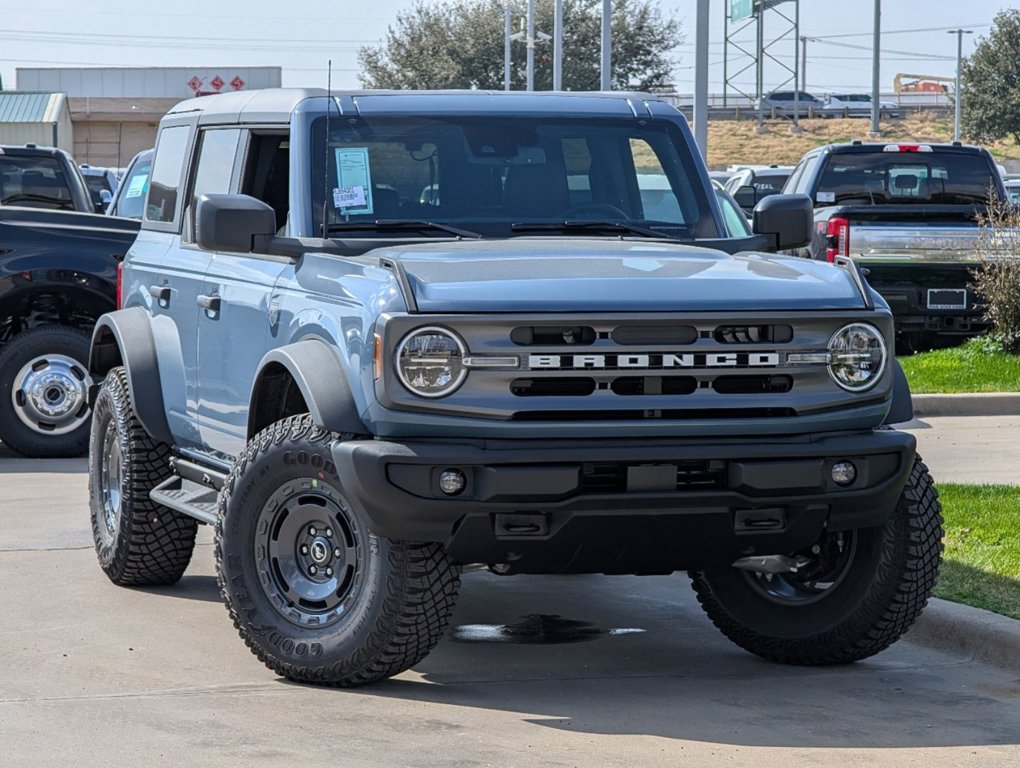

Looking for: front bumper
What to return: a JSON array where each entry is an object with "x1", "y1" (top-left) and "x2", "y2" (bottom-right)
[{"x1": 333, "y1": 429, "x2": 916, "y2": 574}]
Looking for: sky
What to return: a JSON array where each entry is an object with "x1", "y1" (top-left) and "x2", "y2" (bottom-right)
[{"x1": 0, "y1": 1, "x2": 1013, "y2": 96}]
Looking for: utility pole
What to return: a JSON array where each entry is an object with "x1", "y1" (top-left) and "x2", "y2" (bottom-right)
[
  {"x1": 527, "y1": 0, "x2": 536, "y2": 91},
  {"x1": 791, "y1": 0, "x2": 801, "y2": 134},
  {"x1": 869, "y1": 0, "x2": 881, "y2": 137},
  {"x1": 800, "y1": 35, "x2": 808, "y2": 93},
  {"x1": 553, "y1": 0, "x2": 563, "y2": 91},
  {"x1": 948, "y1": 28, "x2": 973, "y2": 141},
  {"x1": 601, "y1": 0, "x2": 611, "y2": 90},
  {"x1": 693, "y1": 0, "x2": 709, "y2": 158},
  {"x1": 504, "y1": 5, "x2": 512, "y2": 91}
]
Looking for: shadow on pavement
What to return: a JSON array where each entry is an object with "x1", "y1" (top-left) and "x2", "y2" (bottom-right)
[
  {"x1": 0, "y1": 443, "x2": 88, "y2": 474},
  {"x1": 137, "y1": 574, "x2": 223, "y2": 604}
]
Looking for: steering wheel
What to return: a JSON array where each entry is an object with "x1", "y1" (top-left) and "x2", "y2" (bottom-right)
[{"x1": 562, "y1": 202, "x2": 629, "y2": 219}]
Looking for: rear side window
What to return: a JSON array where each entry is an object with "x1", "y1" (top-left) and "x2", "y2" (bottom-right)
[
  {"x1": 146, "y1": 125, "x2": 191, "y2": 224},
  {"x1": 114, "y1": 157, "x2": 152, "y2": 219}
]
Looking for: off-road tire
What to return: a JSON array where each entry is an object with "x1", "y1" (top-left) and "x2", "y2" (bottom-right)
[
  {"x1": 0, "y1": 325, "x2": 93, "y2": 457},
  {"x1": 89, "y1": 367, "x2": 197, "y2": 585},
  {"x1": 216, "y1": 415, "x2": 461, "y2": 687},
  {"x1": 690, "y1": 457, "x2": 943, "y2": 665}
]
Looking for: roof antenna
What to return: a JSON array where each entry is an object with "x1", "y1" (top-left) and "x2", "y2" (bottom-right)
[{"x1": 321, "y1": 59, "x2": 333, "y2": 240}]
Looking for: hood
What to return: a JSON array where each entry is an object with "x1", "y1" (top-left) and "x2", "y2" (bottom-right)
[{"x1": 376, "y1": 239, "x2": 866, "y2": 313}]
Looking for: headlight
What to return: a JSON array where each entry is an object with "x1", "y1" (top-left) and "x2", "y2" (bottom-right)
[
  {"x1": 827, "y1": 323, "x2": 887, "y2": 392},
  {"x1": 396, "y1": 327, "x2": 467, "y2": 398}
]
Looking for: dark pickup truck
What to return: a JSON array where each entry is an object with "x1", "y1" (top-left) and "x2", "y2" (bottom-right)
[
  {"x1": 781, "y1": 142, "x2": 1007, "y2": 351},
  {"x1": 1, "y1": 144, "x2": 139, "y2": 457}
]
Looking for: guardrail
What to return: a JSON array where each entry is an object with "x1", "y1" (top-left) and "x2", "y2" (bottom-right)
[{"x1": 673, "y1": 104, "x2": 953, "y2": 121}]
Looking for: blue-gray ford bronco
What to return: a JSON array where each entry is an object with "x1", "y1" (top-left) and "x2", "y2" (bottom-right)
[{"x1": 87, "y1": 88, "x2": 942, "y2": 686}]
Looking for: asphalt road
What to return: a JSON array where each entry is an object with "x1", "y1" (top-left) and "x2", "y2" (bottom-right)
[{"x1": 2, "y1": 420, "x2": 1019, "y2": 768}]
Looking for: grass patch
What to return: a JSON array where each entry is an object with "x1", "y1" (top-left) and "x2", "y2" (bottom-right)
[
  {"x1": 705, "y1": 114, "x2": 1020, "y2": 169},
  {"x1": 935, "y1": 484, "x2": 1020, "y2": 619},
  {"x1": 898, "y1": 336, "x2": 1020, "y2": 393}
]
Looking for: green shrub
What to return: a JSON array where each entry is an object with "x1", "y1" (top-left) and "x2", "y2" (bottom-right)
[{"x1": 971, "y1": 197, "x2": 1020, "y2": 352}]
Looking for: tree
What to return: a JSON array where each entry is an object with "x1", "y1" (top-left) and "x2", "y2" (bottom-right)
[
  {"x1": 358, "y1": 0, "x2": 682, "y2": 92},
  {"x1": 961, "y1": 10, "x2": 1020, "y2": 144}
]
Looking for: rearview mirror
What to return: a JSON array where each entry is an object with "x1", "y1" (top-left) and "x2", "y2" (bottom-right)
[
  {"x1": 195, "y1": 194, "x2": 277, "y2": 253},
  {"x1": 752, "y1": 193, "x2": 813, "y2": 251}
]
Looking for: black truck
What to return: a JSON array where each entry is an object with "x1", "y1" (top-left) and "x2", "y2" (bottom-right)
[
  {"x1": 1, "y1": 144, "x2": 139, "y2": 457},
  {"x1": 781, "y1": 141, "x2": 1007, "y2": 351}
]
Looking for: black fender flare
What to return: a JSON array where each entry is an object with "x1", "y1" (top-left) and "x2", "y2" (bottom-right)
[
  {"x1": 89, "y1": 307, "x2": 173, "y2": 444},
  {"x1": 882, "y1": 358, "x2": 914, "y2": 425},
  {"x1": 250, "y1": 339, "x2": 367, "y2": 437}
]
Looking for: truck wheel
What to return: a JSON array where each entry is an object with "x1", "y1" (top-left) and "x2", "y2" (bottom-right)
[
  {"x1": 216, "y1": 415, "x2": 461, "y2": 686},
  {"x1": 690, "y1": 457, "x2": 943, "y2": 665},
  {"x1": 89, "y1": 367, "x2": 197, "y2": 585},
  {"x1": 0, "y1": 325, "x2": 93, "y2": 457}
]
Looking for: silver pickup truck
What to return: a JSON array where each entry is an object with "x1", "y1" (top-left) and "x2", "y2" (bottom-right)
[{"x1": 777, "y1": 141, "x2": 1007, "y2": 351}]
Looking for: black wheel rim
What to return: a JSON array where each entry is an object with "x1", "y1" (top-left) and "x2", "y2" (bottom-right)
[
  {"x1": 254, "y1": 478, "x2": 365, "y2": 628},
  {"x1": 743, "y1": 531, "x2": 858, "y2": 606}
]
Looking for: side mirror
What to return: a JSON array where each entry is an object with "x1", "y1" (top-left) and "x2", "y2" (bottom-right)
[
  {"x1": 195, "y1": 194, "x2": 276, "y2": 253},
  {"x1": 752, "y1": 193, "x2": 813, "y2": 251},
  {"x1": 732, "y1": 184, "x2": 758, "y2": 211},
  {"x1": 92, "y1": 188, "x2": 111, "y2": 213}
]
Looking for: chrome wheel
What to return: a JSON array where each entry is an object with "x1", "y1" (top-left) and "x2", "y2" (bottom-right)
[
  {"x1": 98, "y1": 419, "x2": 123, "y2": 546},
  {"x1": 11, "y1": 353, "x2": 92, "y2": 436},
  {"x1": 255, "y1": 478, "x2": 366, "y2": 628}
]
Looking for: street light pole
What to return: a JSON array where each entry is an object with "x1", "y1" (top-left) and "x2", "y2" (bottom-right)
[
  {"x1": 601, "y1": 0, "x2": 611, "y2": 90},
  {"x1": 526, "y1": 0, "x2": 536, "y2": 91},
  {"x1": 870, "y1": 0, "x2": 881, "y2": 136},
  {"x1": 693, "y1": 0, "x2": 709, "y2": 158},
  {"x1": 504, "y1": 5, "x2": 512, "y2": 91},
  {"x1": 948, "y1": 28, "x2": 973, "y2": 142},
  {"x1": 553, "y1": 0, "x2": 563, "y2": 90}
]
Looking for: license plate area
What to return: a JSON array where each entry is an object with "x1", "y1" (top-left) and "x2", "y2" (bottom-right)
[{"x1": 927, "y1": 288, "x2": 967, "y2": 310}]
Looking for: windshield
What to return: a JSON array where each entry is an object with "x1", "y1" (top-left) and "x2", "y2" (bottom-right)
[
  {"x1": 0, "y1": 155, "x2": 75, "y2": 210},
  {"x1": 311, "y1": 116, "x2": 717, "y2": 239},
  {"x1": 83, "y1": 173, "x2": 112, "y2": 195},
  {"x1": 816, "y1": 152, "x2": 999, "y2": 206}
]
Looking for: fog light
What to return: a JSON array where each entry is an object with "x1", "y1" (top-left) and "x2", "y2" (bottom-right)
[
  {"x1": 439, "y1": 469, "x2": 467, "y2": 496},
  {"x1": 831, "y1": 461, "x2": 857, "y2": 487}
]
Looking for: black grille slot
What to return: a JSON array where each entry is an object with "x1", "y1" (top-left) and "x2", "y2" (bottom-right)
[
  {"x1": 580, "y1": 461, "x2": 726, "y2": 493},
  {"x1": 511, "y1": 326, "x2": 596, "y2": 346},
  {"x1": 611, "y1": 325, "x2": 698, "y2": 345},
  {"x1": 611, "y1": 376, "x2": 698, "y2": 396},
  {"x1": 713, "y1": 324, "x2": 793, "y2": 344},
  {"x1": 511, "y1": 377, "x2": 596, "y2": 397},
  {"x1": 512, "y1": 408, "x2": 796, "y2": 421},
  {"x1": 712, "y1": 375, "x2": 793, "y2": 394}
]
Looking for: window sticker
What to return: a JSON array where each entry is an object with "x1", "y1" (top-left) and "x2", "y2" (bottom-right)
[
  {"x1": 816, "y1": 191, "x2": 835, "y2": 203},
  {"x1": 125, "y1": 173, "x2": 149, "y2": 199},
  {"x1": 333, "y1": 147, "x2": 373, "y2": 215}
]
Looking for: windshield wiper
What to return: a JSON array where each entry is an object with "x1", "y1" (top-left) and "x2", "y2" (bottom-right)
[
  {"x1": 327, "y1": 219, "x2": 482, "y2": 238},
  {"x1": 511, "y1": 220, "x2": 671, "y2": 238}
]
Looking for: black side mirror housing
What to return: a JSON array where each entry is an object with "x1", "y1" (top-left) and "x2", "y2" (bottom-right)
[
  {"x1": 752, "y1": 193, "x2": 813, "y2": 251},
  {"x1": 732, "y1": 184, "x2": 758, "y2": 211},
  {"x1": 195, "y1": 194, "x2": 277, "y2": 253}
]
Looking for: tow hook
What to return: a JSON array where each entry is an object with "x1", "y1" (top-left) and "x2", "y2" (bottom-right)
[{"x1": 731, "y1": 554, "x2": 812, "y2": 574}]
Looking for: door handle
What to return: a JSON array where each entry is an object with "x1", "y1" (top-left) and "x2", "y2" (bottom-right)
[
  {"x1": 196, "y1": 294, "x2": 221, "y2": 312},
  {"x1": 148, "y1": 285, "x2": 171, "y2": 303}
]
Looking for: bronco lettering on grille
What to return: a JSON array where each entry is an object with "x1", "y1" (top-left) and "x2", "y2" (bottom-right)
[{"x1": 527, "y1": 352, "x2": 781, "y2": 370}]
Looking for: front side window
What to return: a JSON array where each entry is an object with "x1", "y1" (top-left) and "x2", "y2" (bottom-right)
[
  {"x1": 189, "y1": 128, "x2": 241, "y2": 239},
  {"x1": 146, "y1": 125, "x2": 191, "y2": 224},
  {"x1": 309, "y1": 116, "x2": 717, "y2": 239}
]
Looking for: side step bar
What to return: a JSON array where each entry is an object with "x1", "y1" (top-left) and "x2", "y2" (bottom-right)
[{"x1": 149, "y1": 457, "x2": 229, "y2": 525}]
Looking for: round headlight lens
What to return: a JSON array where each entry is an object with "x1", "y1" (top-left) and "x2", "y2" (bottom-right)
[
  {"x1": 396, "y1": 327, "x2": 467, "y2": 398},
  {"x1": 827, "y1": 323, "x2": 887, "y2": 392}
]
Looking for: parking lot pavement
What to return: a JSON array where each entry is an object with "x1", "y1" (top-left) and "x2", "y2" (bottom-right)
[
  {"x1": 899, "y1": 415, "x2": 1020, "y2": 484},
  {"x1": 2, "y1": 440, "x2": 1020, "y2": 768}
]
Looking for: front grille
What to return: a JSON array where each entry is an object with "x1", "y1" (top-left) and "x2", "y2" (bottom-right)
[{"x1": 713, "y1": 324, "x2": 793, "y2": 344}]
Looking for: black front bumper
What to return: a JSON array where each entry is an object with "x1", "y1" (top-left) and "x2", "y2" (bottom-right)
[{"x1": 332, "y1": 430, "x2": 916, "y2": 574}]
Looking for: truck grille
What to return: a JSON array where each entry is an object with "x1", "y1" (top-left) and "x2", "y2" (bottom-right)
[{"x1": 382, "y1": 312, "x2": 882, "y2": 422}]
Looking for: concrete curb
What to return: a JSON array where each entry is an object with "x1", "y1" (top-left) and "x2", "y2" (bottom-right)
[
  {"x1": 912, "y1": 393, "x2": 1020, "y2": 418},
  {"x1": 906, "y1": 597, "x2": 1020, "y2": 672}
]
